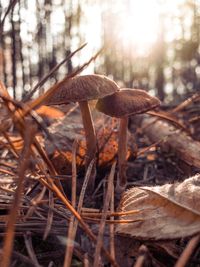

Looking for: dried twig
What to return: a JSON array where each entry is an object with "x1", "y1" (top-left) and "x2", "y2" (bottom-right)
[
  {"x1": 0, "y1": 249, "x2": 35, "y2": 266},
  {"x1": 43, "y1": 189, "x2": 54, "y2": 240},
  {"x1": 71, "y1": 141, "x2": 77, "y2": 208},
  {"x1": 134, "y1": 245, "x2": 150, "y2": 267},
  {"x1": 23, "y1": 43, "x2": 87, "y2": 101},
  {"x1": 175, "y1": 235, "x2": 200, "y2": 267},
  {"x1": 83, "y1": 218, "x2": 142, "y2": 224},
  {"x1": 147, "y1": 110, "x2": 189, "y2": 134},
  {"x1": 24, "y1": 232, "x2": 41, "y2": 267},
  {"x1": 81, "y1": 209, "x2": 140, "y2": 218},
  {"x1": 24, "y1": 186, "x2": 46, "y2": 220},
  {"x1": 172, "y1": 93, "x2": 200, "y2": 113},
  {"x1": 84, "y1": 253, "x2": 90, "y2": 267},
  {"x1": 1, "y1": 131, "x2": 19, "y2": 158},
  {"x1": 110, "y1": 185, "x2": 115, "y2": 259}
]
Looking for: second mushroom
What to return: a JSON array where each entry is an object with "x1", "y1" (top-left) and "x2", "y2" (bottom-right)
[{"x1": 96, "y1": 88, "x2": 161, "y2": 193}]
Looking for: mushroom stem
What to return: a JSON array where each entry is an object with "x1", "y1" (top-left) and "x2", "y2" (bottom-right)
[
  {"x1": 79, "y1": 100, "x2": 97, "y2": 171},
  {"x1": 117, "y1": 116, "x2": 128, "y2": 192}
]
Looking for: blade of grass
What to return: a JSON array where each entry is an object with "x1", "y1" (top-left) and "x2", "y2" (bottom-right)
[
  {"x1": 24, "y1": 186, "x2": 46, "y2": 220},
  {"x1": 39, "y1": 161, "x2": 119, "y2": 267},
  {"x1": 93, "y1": 162, "x2": 117, "y2": 267},
  {"x1": 0, "y1": 250, "x2": 35, "y2": 266},
  {"x1": 110, "y1": 184, "x2": 115, "y2": 259},
  {"x1": 0, "y1": 121, "x2": 36, "y2": 267},
  {"x1": 0, "y1": 167, "x2": 15, "y2": 176},
  {"x1": 2, "y1": 131, "x2": 19, "y2": 158},
  {"x1": 175, "y1": 234, "x2": 200, "y2": 267},
  {"x1": 0, "y1": 92, "x2": 64, "y2": 194},
  {"x1": 63, "y1": 141, "x2": 77, "y2": 267},
  {"x1": 71, "y1": 141, "x2": 77, "y2": 208},
  {"x1": 81, "y1": 209, "x2": 140, "y2": 218},
  {"x1": 43, "y1": 189, "x2": 54, "y2": 240},
  {"x1": 64, "y1": 158, "x2": 93, "y2": 267},
  {"x1": 23, "y1": 43, "x2": 87, "y2": 101},
  {"x1": 32, "y1": 137, "x2": 65, "y2": 194},
  {"x1": 24, "y1": 232, "x2": 41, "y2": 267},
  {"x1": 0, "y1": 90, "x2": 74, "y2": 167}
]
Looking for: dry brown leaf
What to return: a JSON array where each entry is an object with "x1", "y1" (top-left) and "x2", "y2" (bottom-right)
[
  {"x1": 49, "y1": 123, "x2": 119, "y2": 173},
  {"x1": 116, "y1": 174, "x2": 200, "y2": 240},
  {"x1": 35, "y1": 105, "x2": 65, "y2": 119},
  {"x1": 45, "y1": 108, "x2": 136, "y2": 176}
]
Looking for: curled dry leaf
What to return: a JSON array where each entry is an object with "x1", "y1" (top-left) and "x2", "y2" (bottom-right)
[
  {"x1": 46, "y1": 110, "x2": 134, "y2": 174},
  {"x1": 49, "y1": 124, "x2": 119, "y2": 173},
  {"x1": 116, "y1": 174, "x2": 200, "y2": 240}
]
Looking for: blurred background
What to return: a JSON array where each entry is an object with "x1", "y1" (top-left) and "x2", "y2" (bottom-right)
[{"x1": 0, "y1": 0, "x2": 200, "y2": 103}]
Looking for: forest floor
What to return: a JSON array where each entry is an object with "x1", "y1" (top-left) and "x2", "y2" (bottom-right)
[{"x1": 0, "y1": 92, "x2": 200, "y2": 267}]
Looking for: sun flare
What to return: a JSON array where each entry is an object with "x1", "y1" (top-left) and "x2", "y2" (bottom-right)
[{"x1": 119, "y1": 0, "x2": 159, "y2": 56}]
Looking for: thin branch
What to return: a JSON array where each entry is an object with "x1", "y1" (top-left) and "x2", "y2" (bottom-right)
[
  {"x1": 172, "y1": 93, "x2": 200, "y2": 113},
  {"x1": 22, "y1": 46, "x2": 103, "y2": 113},
  {"x1": 110, "y1": 185, "x2": 115, "y2": 259},
  {"x1": 134, "y1": 245, "x2": 150, "y2": 267},
  {"x1": 23, "y1": 43, "x2": 87, "y2": 101},
  {"x1": 24, "y1": 232, "x2": 41, "y2": 267},
  {"x1": 175, "y1": 235, "x2": 200, "y2": 267}
]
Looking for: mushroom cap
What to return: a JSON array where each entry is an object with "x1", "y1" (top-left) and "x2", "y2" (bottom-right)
[
  {"x1": 46, "y1": 74, "x2": 119, "y2": 105},
  {"x1": 96, "y1": 88, "x2": 161, "y2": 118}
]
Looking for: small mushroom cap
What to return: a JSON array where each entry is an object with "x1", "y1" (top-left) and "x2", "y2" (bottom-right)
[
  {"x1": 96, "y1": 88, "x2": 161, "y2": 118},
  {"x1": 46, "y1": 74, "x2": 119, "y2": 105}
]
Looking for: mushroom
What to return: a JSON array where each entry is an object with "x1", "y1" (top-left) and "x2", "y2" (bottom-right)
[
  {"x1": 96, "y1": 88, "x2": 161, "y2": 193},
  {"x1": 46, "y1": 74, "x2": 119, "y2": 188}
]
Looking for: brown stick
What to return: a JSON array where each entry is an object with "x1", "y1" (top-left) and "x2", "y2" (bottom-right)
[
  {"x1": 138, "y1": 115, "x2": 200, "y2": 168},
  {"x1": 134, "y1": 245, "x2": 150, "y2": 267},
  {"x1": 110, "y1": 185, "x2": 115, "y2": 259},
  {"x1": 175, "y1": 235, "x2": 200, "y2": 267}
]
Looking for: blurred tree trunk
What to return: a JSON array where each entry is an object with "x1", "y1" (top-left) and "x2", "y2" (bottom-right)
[
  {"x1": 11, "y1": 7, "x2": 17, "y2": 98},
  {"x1": 37, "y1": 1, "x2": 47, "y2": 94},
  {"x1": 18, "y1": 1, "x2": 26, "y2": 94},
  {"x1": 0, "y1": 4, "x2": 2, "y2": 79},
  {"x1": 63, "y1": 0, "x2": 73, "y2": 73},
  {"x1": 155, "y1": 16, "x2": 165, "y2": 101}
]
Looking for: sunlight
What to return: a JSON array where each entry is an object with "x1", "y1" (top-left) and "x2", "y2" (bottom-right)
[{"x1": 119, "y1": 0, "x2": 159, "y2": 56}]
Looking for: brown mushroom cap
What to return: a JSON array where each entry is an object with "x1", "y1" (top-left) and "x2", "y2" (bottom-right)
[
  {"x1": 46, "y1": 74, "x2": 119, "y2": 105},
  {"x1": 96, "y1": 88, "x2": 161, "y2": 117}
]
